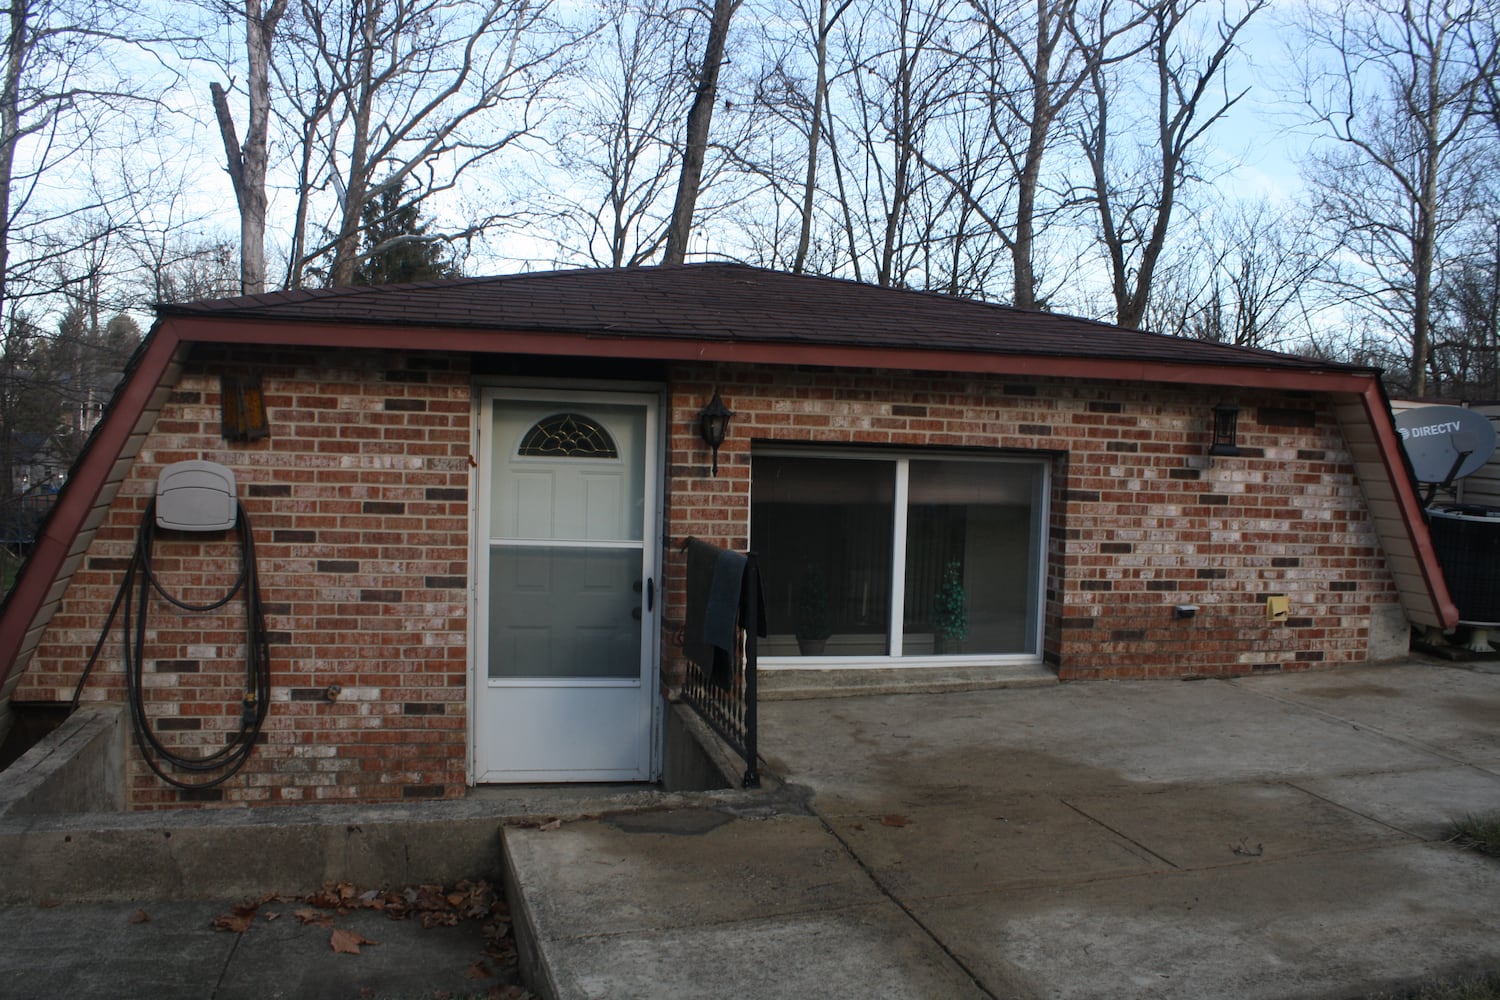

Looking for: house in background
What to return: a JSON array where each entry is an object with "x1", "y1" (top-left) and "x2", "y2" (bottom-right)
[
  {"x1": 1, "y1": 432, "x2": 66, "y2": 556},
  {"x1": 0, "y1": 264, "x2": 1456, "y2": 808}
]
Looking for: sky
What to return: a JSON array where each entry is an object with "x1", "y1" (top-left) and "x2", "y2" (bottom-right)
[{"x1": 17, "y1": 0, "x2": 1384, "y2": 337}]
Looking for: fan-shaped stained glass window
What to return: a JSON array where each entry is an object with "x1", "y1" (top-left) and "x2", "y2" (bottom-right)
[{"x1": 518, "y1": 412, "x2": 619, "y2": 459}]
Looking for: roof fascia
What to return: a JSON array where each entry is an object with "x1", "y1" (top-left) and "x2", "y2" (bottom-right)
[
  {"x1": 0, "y1": 326, "x2": 185, "y2": 692},
  {"x1": 1359, "y1": 380, "x2": 1459, "y2": 628},
  {"x1": 166, "y1": 316, "x2": 1372, "y2": 395}
]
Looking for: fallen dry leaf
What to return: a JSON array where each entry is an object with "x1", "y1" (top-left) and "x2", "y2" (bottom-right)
[
  {"x1": 881, "y1": 814, "x2": 911, "y2": 828},
  {"x1": 305, "y1": 881, "x2": 359, "y2": 910},
  {"x1": 127, "y1": 908, "x2": 150, "y2": 925},
  {"x1": 330, "y1": 927, "x2": 376, "y2": 955},
  {"x1": 211, "y1": 912, "x2": 255, "y2": 933},
  {"x1": 466, "y1": 961, "x2": 492, "y2": 980},
  {"x1": 538, "y1": 818, "x2": 562, "y2": 832},
  {"x1": 294, "y1": 908, "x2": 334, "y2": 927}
]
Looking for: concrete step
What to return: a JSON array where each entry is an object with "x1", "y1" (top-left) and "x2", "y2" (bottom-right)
[
  {"x1": 502, "y1": 808, "x2": 989, "y2": 1000},
  {"x1": 756, "y1": 662, "x2": 1058, "y2": 700}
]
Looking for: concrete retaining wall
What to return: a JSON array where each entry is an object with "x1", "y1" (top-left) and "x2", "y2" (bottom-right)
[
  {"x1": 0, "y1": 700, "x2": 770, "y2": 903},
  {"x1": 0, "y1": 706, "x2": 125, "y2": 818},
  {"x1": 661, "y1": 704, "x2": 737, "y2": 793}
]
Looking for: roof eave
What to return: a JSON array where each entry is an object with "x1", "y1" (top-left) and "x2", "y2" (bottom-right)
[{"x1": 164, "y1": 315, "x2": 1371, "y2": 393}]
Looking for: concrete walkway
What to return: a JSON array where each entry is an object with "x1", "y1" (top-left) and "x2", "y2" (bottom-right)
[
  {"x1": 0, "y1": 894, "x2": 511, "y2": 999},
  {"x1": 507, "y1": 660, "x2": 1500, "y2": 999}
]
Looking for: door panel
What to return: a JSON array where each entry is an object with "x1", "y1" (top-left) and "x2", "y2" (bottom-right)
[{"x1": 474, "y1": 391, "x2": 659, "y2": 782}]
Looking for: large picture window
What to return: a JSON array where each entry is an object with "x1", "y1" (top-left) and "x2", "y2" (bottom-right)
[{"x1": 751, "y1": 451, "x2": 1047, "y2": 663}]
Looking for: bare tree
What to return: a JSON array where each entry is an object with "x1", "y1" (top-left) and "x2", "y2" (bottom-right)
[
  {"x1": 1422, "y1": 215, "x2": 1500, "y2": 397},
  {"x1": 1297, "y1": 0, "x2": 1499, "y2": 396},
  {"x1": 149, "y1": 240, "x2": 241, "y2": 304},
  {"x1": 1, "y1": 0, "x2": 173, "y2": 326},
  {"x1": 661, "y1": 0, "x2": 740, "y2": 265},
  {"x1": 902, "y1": 0, "x2": 1154, "y2": 307},
  {"x1": 210, "y1": 0, "x2": 288, "y2": 295},
  {"x1": 976, "y1": 0, "x2": 1075, "y2": 307},
  {"x1": 1076, "y1": 0, "x2": 1265, "y2": 329},
  {"x1": 786, "y1": 0, "x2": 856, "y2": 273},
  {"x1": 954, "y1": 0, "x2": 1146, "y2": 307},
  {"x1": 827, "y1": 0, "x2": 970, "y2": 288},
  {"x1": 1146, "y1": 199, "x2": 1323, "y2": 349},
  {"x1": 543, "y1": 0, "x2": 691, "y2": 267},
  {"x1": 276, "y1": 0, "x2": 581, "y2": 287}
]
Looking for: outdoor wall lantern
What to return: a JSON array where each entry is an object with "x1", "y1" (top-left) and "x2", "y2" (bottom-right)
[
  {"x1": 1209, "y1": 402, "x2": 1241, "y2": 457},
  {"x1": 698, "y1": 390, "x2": 733, "y2": 476}
]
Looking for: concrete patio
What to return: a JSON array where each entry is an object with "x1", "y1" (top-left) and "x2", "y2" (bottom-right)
[{"x1": 508, "y1": 660, "x2": 1500, "y2": 999}]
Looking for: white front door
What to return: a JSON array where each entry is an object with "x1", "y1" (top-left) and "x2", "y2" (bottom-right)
[{"x1": 473, "y1": 388, "x2": 660, "y2": 782}]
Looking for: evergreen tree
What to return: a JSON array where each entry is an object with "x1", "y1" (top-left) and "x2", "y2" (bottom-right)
[{"x1": 352, "y1": 184, "x2": 462, "y2": 286}]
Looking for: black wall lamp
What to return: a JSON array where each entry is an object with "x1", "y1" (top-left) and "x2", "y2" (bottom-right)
[
  {"x1": 698, "y1": 390, "x2": 733, "y2": 475},
  {"x1": 1209, "y1": 402, "x2": 1240, "y2": 457}
]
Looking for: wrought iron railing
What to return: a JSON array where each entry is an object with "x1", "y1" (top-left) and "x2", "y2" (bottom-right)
[{"x1": 679, "y1": 542, "x2": 761, "y2": 788}]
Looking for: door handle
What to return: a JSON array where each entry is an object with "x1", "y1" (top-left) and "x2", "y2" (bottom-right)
[{"x1": 633, "y1": 579, "x2": 655, "y2": 617}]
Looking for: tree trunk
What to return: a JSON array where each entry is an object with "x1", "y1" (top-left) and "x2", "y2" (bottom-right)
[
  {"x1": 212, "y1": 0, "x2": 287, "y2": 296},
  {"x1": 792, "y1": 0, "x2": 852, "y2": 274},
  {"x1": 1010, "y1": 0, "x2": 1063, "y2": 311},
  {"x1": 329, "y1": 0, "x2": 379, "y2": 288},
  {"x1": 0, "y1": 0, "x2": 30, "y2": 319},
  {"x1": 1490, "y1": 221, "x2": 1499, "y2": 399},
  {"x1": 661, "y1": 0, "x2": 738, "y2": 265},
  {"x1": 1410, "y1": 31, "x2": 1446, "y2": 398}
]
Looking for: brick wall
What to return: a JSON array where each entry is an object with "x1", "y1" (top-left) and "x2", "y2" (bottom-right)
[
  {"x1": 662, "y1": 364, "x2": 1398, "y2": 681},
  {"x1": 18, "y1": 346, "x2": 472, "y2": 808},
  {"x1": 20, "y1": 350, "x2": 1401, "y2": 807}
]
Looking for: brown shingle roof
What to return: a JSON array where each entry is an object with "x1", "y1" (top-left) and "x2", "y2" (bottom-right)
[{"x1": 155, "y1": 263, "x2": 1357, "y2": 373}]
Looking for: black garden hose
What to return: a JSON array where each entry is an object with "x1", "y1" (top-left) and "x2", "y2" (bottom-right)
[{"x1": 73, "y1": 497, "x2": 270, "y2": 790}]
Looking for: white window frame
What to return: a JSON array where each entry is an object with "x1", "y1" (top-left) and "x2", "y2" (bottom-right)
[{"x1": 751, "y1": 447, "x2": 1050, "y2": 671}]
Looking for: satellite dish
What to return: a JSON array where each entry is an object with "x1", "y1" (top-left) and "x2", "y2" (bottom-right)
[{"x1": 1395, "y1": 405, "x2": 1496, "y2": 484}]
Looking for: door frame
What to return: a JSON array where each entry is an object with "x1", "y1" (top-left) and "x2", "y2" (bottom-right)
[{"x1": 467, "y1": 379, "x2": 666, "y2": 784}]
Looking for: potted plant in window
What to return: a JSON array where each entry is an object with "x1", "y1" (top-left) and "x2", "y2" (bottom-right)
[
  {"x1": 794, "y1": 567, "x2": 831, "y2": 656},
  {"x1": 932, "y1": 560, "x2": 967, "y2": 654}
]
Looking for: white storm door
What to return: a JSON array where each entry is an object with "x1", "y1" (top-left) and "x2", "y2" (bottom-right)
[{"x1": 474, "y1": 389, "x2": 659, "y2": 782}]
